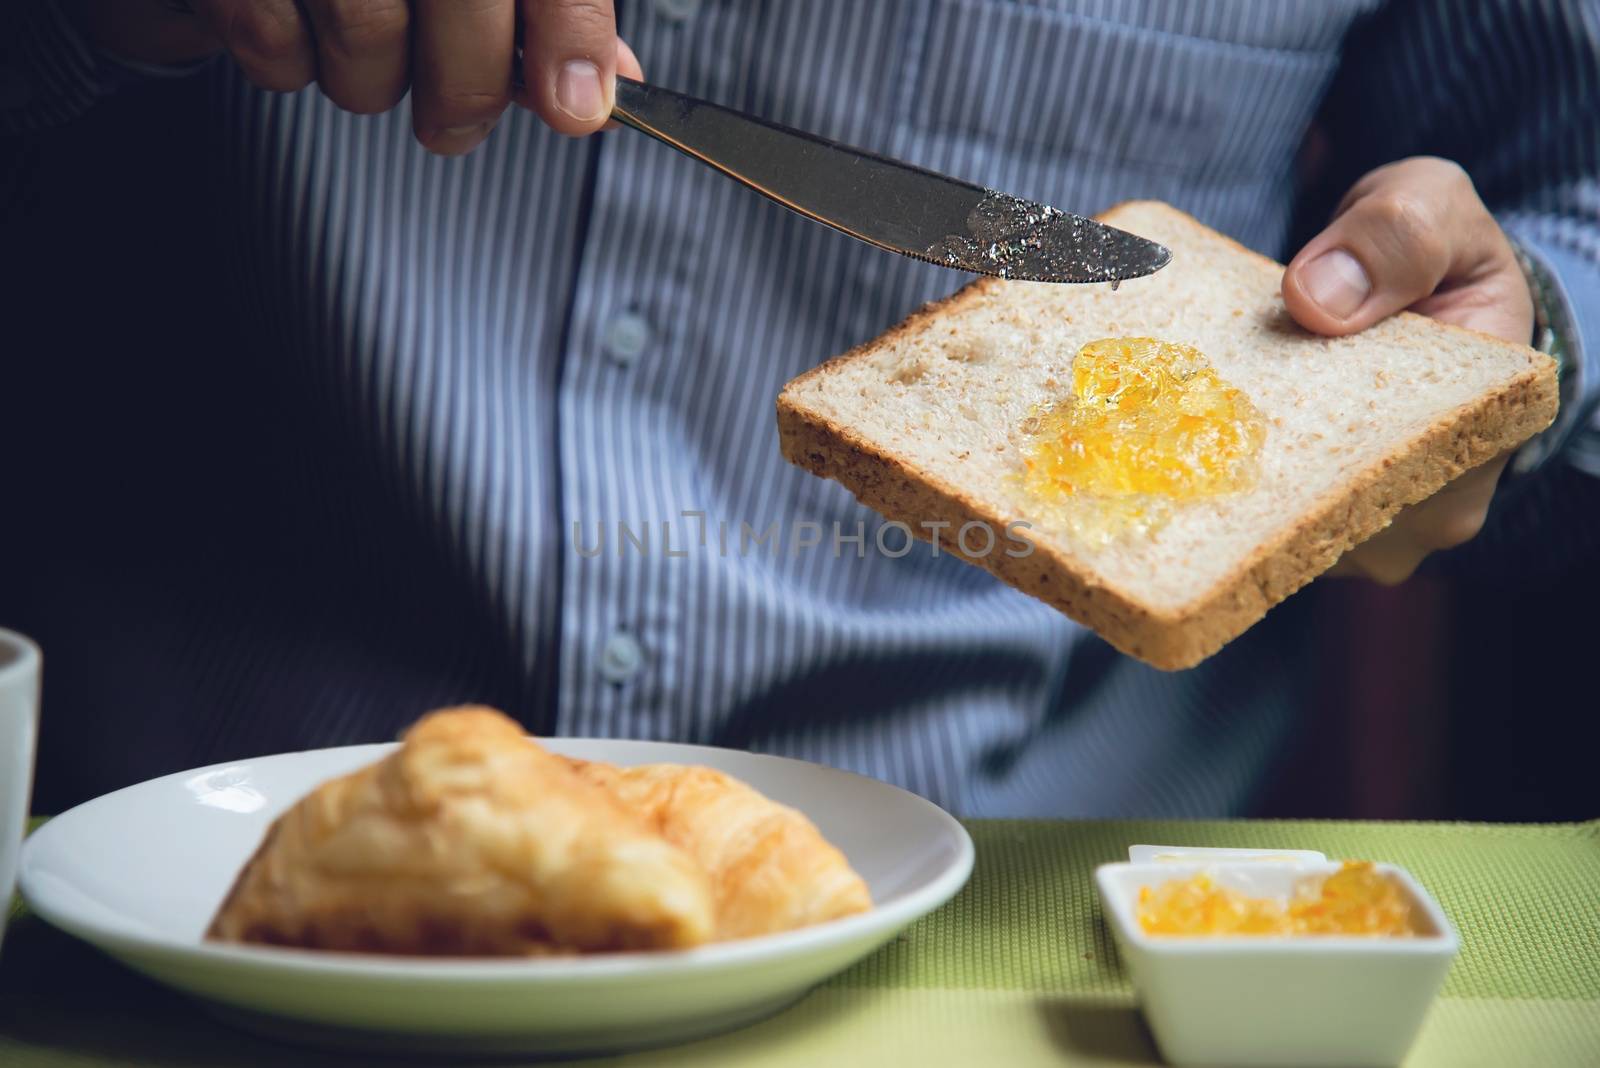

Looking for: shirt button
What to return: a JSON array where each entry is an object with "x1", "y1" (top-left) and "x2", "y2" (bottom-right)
[
  {"x1": 653, "y1": 0, "x2": 702, "y2": 22},
  {"x1": 602, "y1": 312, "x2": 651, "y2": 367},
  {"x1": 598, "y1": 631, "x2": 645, "y2": 684}
]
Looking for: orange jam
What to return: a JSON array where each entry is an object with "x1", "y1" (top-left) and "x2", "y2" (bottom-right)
[
  {"x1": 1020, "y1": 338, "x2": 1266, "y2": 539},
  {"x1": 1137, "y1": 862, "x2": 1415, "y2": 937}
]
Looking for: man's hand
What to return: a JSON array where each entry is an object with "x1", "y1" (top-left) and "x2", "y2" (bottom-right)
[
  {"x1": 1282, "y1": 157, "x2": 1535, "y2": 585},
  {"x1": 64, "y1": 0, "x2": 645, "y2": 154}
]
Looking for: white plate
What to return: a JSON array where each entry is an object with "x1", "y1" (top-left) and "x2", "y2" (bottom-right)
[{"x1": 19, "y1": 739, "x2": 973, "y2": 1056}]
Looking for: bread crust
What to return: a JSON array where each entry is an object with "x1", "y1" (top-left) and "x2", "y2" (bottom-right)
[{"x1": 776, "y1": 202, "x2": 1559, "y2": 670}]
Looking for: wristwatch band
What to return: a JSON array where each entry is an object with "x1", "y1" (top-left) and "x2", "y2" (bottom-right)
[
  {"x1": 1507, "y1": 235, "x2": 1578, "y2": 475},
  {"x1": 1512, "y1": 242, "x2": 1568, "y2": 362}
]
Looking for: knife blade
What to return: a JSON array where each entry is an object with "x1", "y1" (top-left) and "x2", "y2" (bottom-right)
[{"x1": 610, "y1": 77, "x2": 1170, "y2": 284}]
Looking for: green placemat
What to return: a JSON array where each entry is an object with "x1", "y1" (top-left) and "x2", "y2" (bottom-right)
[{"x1": 4, "y1": 819, "x2": 1597, "y2": 1067}]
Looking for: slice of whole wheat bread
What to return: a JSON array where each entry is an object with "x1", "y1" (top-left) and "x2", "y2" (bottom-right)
[{"x1": 777, "y1": 201, "x2": 1558, "y2": 670}]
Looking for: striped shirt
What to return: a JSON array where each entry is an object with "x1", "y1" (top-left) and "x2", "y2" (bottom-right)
[{"x1": 3, "y1": 0, "x2": 1597, "y2": 816}]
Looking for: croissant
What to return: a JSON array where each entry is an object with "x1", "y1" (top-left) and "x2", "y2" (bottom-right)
[
  {"x1": 569, "y1": 759, "x2": 873, "y2": 939},
  {"x1": 207, "y1": 707, "x2": 716, "y2": 954}
]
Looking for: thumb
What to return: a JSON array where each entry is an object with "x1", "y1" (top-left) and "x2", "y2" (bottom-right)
[
  {"x1": 521, "y1": 0, "x2": 621, "y2": 136},
  {"x1": 1283, "y1": 157, "x2": 1505, "y2": 337}
]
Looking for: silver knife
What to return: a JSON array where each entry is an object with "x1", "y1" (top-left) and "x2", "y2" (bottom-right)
[{"x1": 610, "y1": 77, "x2": 1170, "y2": 284}]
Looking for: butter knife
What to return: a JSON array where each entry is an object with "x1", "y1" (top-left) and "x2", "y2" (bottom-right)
[{"x1": 610, "y1": 77, "x2": 1170, "y2": 284}]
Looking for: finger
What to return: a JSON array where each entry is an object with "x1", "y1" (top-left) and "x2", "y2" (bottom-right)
[
  {"x1": 298, "y1": 0, "x2": 411, "y2": 114},
  {"x1": 1335, "y1": 528, "x2": 1430, "y2": 586},
  {"x1": 1283, "y1": 158, "x2": 1503, "y2": 336},
  {"x1": 411, "y1": 0, "x2": 516, "y2": 155},
  {"x1": 193, "y1": 0, "x2": 315, "y2": 93},
  {"x1": 521, "y1": 0, "x2": 619, "y2": 136},
  {"x1": 1328, "y1": 453, "x2": 1506, "y2": 584},
  {"x1": 1398, "y1": 454, "x2": 1506, "y2": 552},
  {"x1": 592, "y1": 37, "x2": 644, "y2": 131},
  {"x1": 615, "y1": 36, "x2": 644, "y2": 81}
]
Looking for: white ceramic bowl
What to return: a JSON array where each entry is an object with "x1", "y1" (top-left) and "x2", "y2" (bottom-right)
[
  {"x1": 20, "y1": 739, "x2": 973, "y2": 1055},
  {"x1": 1096, "y1": 860, "x2": 1459, "y2": 1068}
]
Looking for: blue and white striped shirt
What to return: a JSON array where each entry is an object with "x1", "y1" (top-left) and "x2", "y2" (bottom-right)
[{"x1": 4, "y1": 0, "x2": 1597, "y2": 816}]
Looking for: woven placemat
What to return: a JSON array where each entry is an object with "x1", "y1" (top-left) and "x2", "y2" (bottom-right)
[{"x1": 4, "y1": 818, "x2": 1597, "y2": 1067}]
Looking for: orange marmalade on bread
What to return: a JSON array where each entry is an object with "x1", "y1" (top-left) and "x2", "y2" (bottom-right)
[
  {"x1": 1137, "y1": 862, "x2": 1415, "y2": 937},
  {"x1": 1020, "y1": 338, "x2": 1266, "y2": 542}
]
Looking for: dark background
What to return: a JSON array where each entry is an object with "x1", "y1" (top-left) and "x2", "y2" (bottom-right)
[
  {"x1": 1261, "y1": 481, "x2": 1600, "y2": 821},
  {"x1": 3, "y1": 75, "x2": 1597, "y2": 824}
]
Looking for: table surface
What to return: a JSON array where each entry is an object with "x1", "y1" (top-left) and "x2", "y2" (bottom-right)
[{"x1": 4, "y1": 818, "x2": 1597, "y2": 1067}]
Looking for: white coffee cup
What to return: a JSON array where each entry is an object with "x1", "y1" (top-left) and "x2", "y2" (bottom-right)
[{"x1": 0, "y1": 628, "x2": 41, "y2": 951}]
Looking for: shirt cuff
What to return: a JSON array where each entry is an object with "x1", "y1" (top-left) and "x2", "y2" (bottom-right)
[{"x1": 1501, "y1": 227, "x2": 1598, "y2": 478}]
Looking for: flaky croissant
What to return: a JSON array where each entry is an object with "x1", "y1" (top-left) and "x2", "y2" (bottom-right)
[
  {"x1": 207, "y1": 707, "x2": 716, "y2": 954},
  {"x1": 569, "y1": 760, "x2": 873, "y2": 940}
]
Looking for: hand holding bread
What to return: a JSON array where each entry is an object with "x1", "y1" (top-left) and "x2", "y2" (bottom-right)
[
  {"x1": 778, "y1": 196, "x2": 1556, "y2": 669},
  {"x1": 1284, "y1": 157, "x2": 1538, "y2": 585}
]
